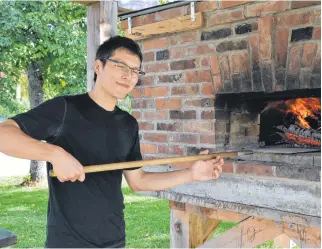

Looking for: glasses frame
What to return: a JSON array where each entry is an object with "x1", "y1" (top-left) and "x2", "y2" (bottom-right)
[{"x1": 104, "y1": 58, "x2": 145, "y2": 78}]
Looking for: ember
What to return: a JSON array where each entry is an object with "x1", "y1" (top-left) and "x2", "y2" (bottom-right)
[{"x1": 261, "y1": 98, "x2": 321, "y2": 147}]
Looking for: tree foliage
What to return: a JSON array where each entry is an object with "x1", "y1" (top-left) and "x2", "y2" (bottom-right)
[{"x1": 0, "y1": 0, "x2": 87, "y2": 116}]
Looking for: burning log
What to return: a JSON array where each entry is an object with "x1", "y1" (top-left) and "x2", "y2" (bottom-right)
[{"x1": 276, "y1": 124, "x2": 321, "y2": 147}]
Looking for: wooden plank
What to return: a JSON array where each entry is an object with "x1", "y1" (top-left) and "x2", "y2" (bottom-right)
[
  {"x1": 124, "y1": 12, "x2": 204, "y2": 40},
  {"x1": 189, "y1": 214, "x2": 204, "y2": 248},
  {"x1": 283, "y1": 224, "x2": 321, "y2": 248},
  {"x1": 202, "y1": 219, "x2": 221, "y2": 242},
  {"x1": 86, "y1": 2, "x2": 100, "y2": 91},
  {"x1": 198, "y1": 217, "x2": 283, "y2": 248},
  {"x1": 273, "y1": 233, "x2": 291, "y2": 248}
]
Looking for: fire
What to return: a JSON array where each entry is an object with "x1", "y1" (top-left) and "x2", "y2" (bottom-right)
[
  {"x1": 284, "y1": 132, "x2": 321, "y2": 147},
  {"x1": 284, "y1": 98, "x2": 321, "y2": 129}
]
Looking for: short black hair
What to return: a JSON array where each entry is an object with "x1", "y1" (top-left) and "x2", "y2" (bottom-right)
[{"x1": 93, "y1": 36, "x2": 143, "y2": 82}]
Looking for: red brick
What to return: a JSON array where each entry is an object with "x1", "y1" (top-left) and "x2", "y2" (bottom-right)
[
  {"x1": 158, "y1": 74, "x2": 183, "y2": 83},
  {"x1": 231, "y1": 54, "x2": 240, "y2": 73},
  {"x1": 132, "y1": 99, "x2": 154, "y2": 109},
  {"x1": 186, "y1": 70, "x2": 212, "y2": 83},
  {"x1": 169, "y1": 134, "x2": 198, "y2": 144},
  {"x1": 207, "y1": 8, "x2": 244, "y2": 27},
  {"x1": 210, "y1": 55, "x2": 220, "y2": 75},
  {"x1": 169, "y1": 31, "x2": 198, "y2": 46},
  {"x1": 143, "y1": 111, "x2": 168, "y2": 120},
  {"x1": 157, "y1": 122, "x2": 182, "y2": 132},
  {"x1": 201, "y1": 110, "x2": 215, "y2": 119},
  {"x1": 222, "y1": 162, "x2": 233, "y2": 173},
  {"x1": 168, "y1": 145, "x2": 185, "y2": 155},
  {"x1": 219, "y1": 56, "x2": 230, "y2": 80},
  {"x1": 249, "y1": 35, "x2": 260, "y2": 69},
  {"x1": 131, "y1": 88, "x2": 142, "y2": 98},
  {"x1": 169, "y1": 47, "x2": 185, "y2": 59},
  {"x1": 200, "y1": 135, "x2": 216, "y2": 144},
  {"x1": 288, "y1": 45, "x2": 302, "y2": 76},
  {"x1": 276, "y1": 11, "x2": 313, "y2": 28},
  {"x1": 143, "y1": 38, "x2": 169, "y2": 51},
  {"x1": 139, "y1": 122, "x2": 154, "y2": 130},
  {"x1": 144, "y1": 63, "x2": 168, "y2": 73},
  {"x1": 140, "y1": 76, "x2": 154, "y2": 85},
  {"x1": 221, "y1": 0, "x2": 252, "y2": 9},
  {"x1": 143, "y1": 52, "x2": 155, "y2": 62},
  {"x1": 144, "y1": 87, "x2": 168, "y2": 97},
  {"x1": 186, "y1": 44, "x2": 216, "y2": 56},
  {"x1": 313, "y1": 9, "x2": 321, "y2": 24},
  {"x1": 170, "y1": 59, "x2": 196, "y2": 70},
  {"x1": 172, "y1": 86, "x2": 199, "y2": 95},
  {"x1": 240, "y1": 52, "x2": 250, "y2": 74},
  {"x1": 196, "y1": 1, "x2": 218, "y2": 12},
  {"x1": 131, "y1": 111, "x2": 141, "y2": 120},
  {"x1": 140, "y1": 143, "x2": 157, "y2": 154},
  {"x1": 132, "y1": 13, "x2": 155, "y2": 28},
  {"x1": 259, "y1": 16, "x2": 273, "y2": 60},
  {"x1": 235, "y1": 163, "x2": 273, "y2": 176},
  {"x1": 184, "y1": 123, "x2": 214, "y2": 132},
  {"x1": 302, "y1": 43, "x2": 317, "y2": 67},
  {"x1": 246, "y1": 1, "x2": 287, "y2": 17},
  {"x1": 156, "y1": 99, "x2": 181, "y2": 110},
  {"x1": 275, "y1": 29, "x2": 289, "y2": 68},
  {"x1": 313, "y1": 45, "x2": 321, "y2": 71},
  {"x1": 200, "y1": 58, "x2": 209, "y2": 67},
  {"x1": 291, "y1": 1, "x2": 320, "y2": 9},
  {"x1": 120, "y1": 20, "x2": 128, "y2": 30},
  {"x1": 213, "y1": 75, "x2": 223, "y2": 93},
  {"x1": 158, "y1": 144, "x2": 168, "y2": 154},
  {"x1": 201, "y1": 83, "x2": 215, "y2": 97},
  {"x1": 170, "y1": 110, "x2": 196, "y2": 120},
  {"x1": 185, "y1": 99, "x2": 202, "y2": 107},
  {"x1": 155, "y1": 6, "x2": 187, "y2": 22},
  {"x1": 144, "y1": 133, "x2": 168, "y2": 143},
  {"x1": 313, "y1": 27, "x2": 321, "y2": 39}
]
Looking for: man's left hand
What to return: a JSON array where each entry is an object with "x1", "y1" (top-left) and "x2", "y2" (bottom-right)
[{"x1": 190, "y1": 150, "x2": 224, "y2": 182}]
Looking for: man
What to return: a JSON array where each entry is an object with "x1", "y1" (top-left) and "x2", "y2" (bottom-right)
[{"x1": 0, "y1": 36, "x2": 224, "y2": 248}]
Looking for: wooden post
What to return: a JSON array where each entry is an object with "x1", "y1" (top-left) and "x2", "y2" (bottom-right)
[{"x1": 85, "y1": 0, "x2": 118, "y2": 91}]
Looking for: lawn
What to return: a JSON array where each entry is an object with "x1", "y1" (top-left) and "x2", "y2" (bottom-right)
[{"x1": 0, "y1": 179, "x2": 274, "y2": 248}]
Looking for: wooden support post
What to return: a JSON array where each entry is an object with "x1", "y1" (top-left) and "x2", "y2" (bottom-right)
[{"x1": 86, "y1": 0, "x2": 117, "y2": 91}]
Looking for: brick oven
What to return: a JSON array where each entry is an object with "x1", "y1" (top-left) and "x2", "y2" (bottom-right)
[{"x1": 120, "y1": 1, "x2": 321, "y2": 247}]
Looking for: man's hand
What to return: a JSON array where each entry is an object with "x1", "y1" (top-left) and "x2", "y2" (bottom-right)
[
  {"x1": 191, "y1": 150, "x2": 224, "y2": 182},
  {"x1": 50, "y1": 147, "x2": 85, "y2": 183}
]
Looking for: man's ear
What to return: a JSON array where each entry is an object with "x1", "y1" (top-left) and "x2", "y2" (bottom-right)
[{"x1": 94, "y1": 60, "x2": 102, "y2": 75}]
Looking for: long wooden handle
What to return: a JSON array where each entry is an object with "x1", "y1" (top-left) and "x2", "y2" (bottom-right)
[{"x1": 49, "y1": 152, "x2": 239, "y2": 177}]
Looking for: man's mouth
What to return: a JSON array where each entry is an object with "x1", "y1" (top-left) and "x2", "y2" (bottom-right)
[{"x1": 116, "y1": 82, "x2": 130, "y2": 88}]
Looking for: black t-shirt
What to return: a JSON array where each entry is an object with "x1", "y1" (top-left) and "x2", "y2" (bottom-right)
[{"x1": 10, "y1": 93, "x2": 142, "y2": 248}]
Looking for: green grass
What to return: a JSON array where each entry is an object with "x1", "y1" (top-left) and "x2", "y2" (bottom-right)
[{"x1": 0, "y1": 181, "x2": 276, "y2": 248}]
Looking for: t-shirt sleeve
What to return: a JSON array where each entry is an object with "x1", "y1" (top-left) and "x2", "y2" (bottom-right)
[
  {"x1": 10, "y1": 96, "x2": 66, "y2": 143},
  {"x1": 125, "y1": 121, "x2": 142, "y2": 170}
]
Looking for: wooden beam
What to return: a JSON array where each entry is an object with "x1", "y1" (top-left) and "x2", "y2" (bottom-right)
[
  {"x1": 273, "y1": 233, "x2": 291, "y2": 248},
  {"x1": 124, "y1": 12, "x2": 204, "y2": 40},
  {"x1": 198, "y1": 217, "x2": 284, "y2": 248},
  {"x1": 86, "y1": 0, "x2": 117, "y2": 91},
  {"x1": 170, "y1": 209, "x2": 190, "y2": 248}
]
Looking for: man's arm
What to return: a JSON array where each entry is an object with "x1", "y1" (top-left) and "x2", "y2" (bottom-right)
[
  {"x1": 123, "y1": 151, "x2": 223, "y2": 192},
  {"x1": 0, "y1": 120, "x2": 85, "y2": 182}
]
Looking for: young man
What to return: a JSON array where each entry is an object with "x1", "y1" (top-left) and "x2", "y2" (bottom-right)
[{"x1": 0, "y1": 36, "x2": 224, "y2": 248}]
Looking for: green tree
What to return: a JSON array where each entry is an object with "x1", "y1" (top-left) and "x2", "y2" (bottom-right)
[{"x1": 0, "y1": 0, "x2": 87, "y2": 184}]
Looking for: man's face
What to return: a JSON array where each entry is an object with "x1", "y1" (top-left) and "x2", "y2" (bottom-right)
[{"x1": 95, "y1": 49, "x2": 142, "y2": 100}]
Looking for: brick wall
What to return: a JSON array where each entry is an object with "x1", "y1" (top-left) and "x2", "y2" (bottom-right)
[{"x1": 123, "y1": 0, "x2": 321, "y2": 161}]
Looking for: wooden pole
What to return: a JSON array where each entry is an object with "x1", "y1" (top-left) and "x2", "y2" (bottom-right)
[
  {"x1": 86, "y1": 0, "x2": 118, "y2": 91},
  {"x1": 49, "y1": 152, "x2": 239, "y2": 177}
]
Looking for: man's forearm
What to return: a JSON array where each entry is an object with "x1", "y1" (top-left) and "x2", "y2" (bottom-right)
[
  {"x1": 0, "y1": 120, "x2": 58, "y2": 163},
  {"x1": 137, "y1": 169, "x2": 193, "y2": 191}
]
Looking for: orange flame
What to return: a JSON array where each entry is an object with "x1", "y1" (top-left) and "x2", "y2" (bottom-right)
[
  {"x1": 284, "y1": 98, "x2": 321, "y2": 129},
  {"x1": 284, "y1": 132, "x2": 321, "y2": 147}
]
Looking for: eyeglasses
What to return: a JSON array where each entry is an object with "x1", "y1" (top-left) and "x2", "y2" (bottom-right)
[{"x1": 104, "y1": 58, "x2": 145, "y2": 78}]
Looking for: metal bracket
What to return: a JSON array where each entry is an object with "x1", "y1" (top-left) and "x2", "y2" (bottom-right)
[
  {"x1": 128, "y1": 17, "x2": 132, "y2": 34},
  {"x1": 190, "y1": 2, "x2": 195, "y2": 22}
]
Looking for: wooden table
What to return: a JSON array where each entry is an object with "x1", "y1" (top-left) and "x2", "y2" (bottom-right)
[{"x1": 0, "y1": 228, "x2": 17, "y2": 248}]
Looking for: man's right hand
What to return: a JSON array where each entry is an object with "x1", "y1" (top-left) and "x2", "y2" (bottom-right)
[{"x1": 50, "y1": 147, "x2": 85, "y2": 182}]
